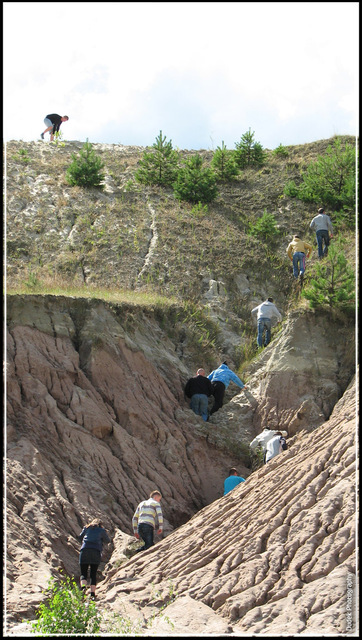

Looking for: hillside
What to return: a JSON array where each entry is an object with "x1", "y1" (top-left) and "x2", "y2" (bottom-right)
[{"x1": 4, "y1": 136, "x2": 358, "y2": 635}]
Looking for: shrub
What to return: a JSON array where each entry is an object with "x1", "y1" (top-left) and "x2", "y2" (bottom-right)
[
  {"x1": 135, "y1": 130, "x2": 179, "y2": 187},
  {"x1": 273, "y1": 143, "x2": 289, "y2": 157},
  {"x1": 302, "y1": 238, "x2": 355, "y2": 313},
  {"x1": 173, "y1": 154, "x2": 218, "y2": 203},
  {"x1": 65, "y1": 139, "x2": 105, "y2": 188},
  {"x1": 211, "y1": 141, "x2": 239, "y2": 181},
  {"x1": 248, "y1": 210, "x2": 280, "y2": 240},
  {"x1": 31, "y1": 575, "x2": 102, "y2": 635},
  {"x1": 283, "y1": 138, "x2": 356, "y2": 212},
  {"x1": 234, "y1": 128, "x2": 266, "y2": 168}
]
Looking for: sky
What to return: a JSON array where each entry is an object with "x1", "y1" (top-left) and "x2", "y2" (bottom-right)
[{"x1": 3, "y1": 1, "x2": 359, "y2": 151}]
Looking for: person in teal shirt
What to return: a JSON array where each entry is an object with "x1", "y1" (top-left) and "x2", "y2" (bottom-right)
[{"x1": 224, "y1": 468, "x2": 246, "y2": 495}]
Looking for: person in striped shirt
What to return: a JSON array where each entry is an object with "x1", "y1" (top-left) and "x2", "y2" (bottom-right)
[{"x1": 132, "y1": 490, "x2": 164, "y2": 551}]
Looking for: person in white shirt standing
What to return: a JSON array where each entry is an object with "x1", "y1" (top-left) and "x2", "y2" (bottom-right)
[
  {"x1": 310, "y1": 207, "x2": 334, "y2": 258},
  {"x1": 265, "y1": 431, "x2": 288, "y2": 463},
  {"x1": 251, "y1": 297, "x2": 282, "y2": 348}
]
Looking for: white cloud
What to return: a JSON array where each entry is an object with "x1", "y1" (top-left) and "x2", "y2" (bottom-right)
[{"x1": 3, "y1": 1, "x2": 359, "y2": 148}]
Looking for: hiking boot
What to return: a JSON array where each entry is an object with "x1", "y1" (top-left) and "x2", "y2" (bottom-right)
[
  {"x1": 40, "y1": 133, "x2": 44, "y2": 139},
  {"x1": 90, "y1": 593, "x2": 96, "y2": 600}
]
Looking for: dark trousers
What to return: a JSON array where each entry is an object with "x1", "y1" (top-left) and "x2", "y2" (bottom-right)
[
  {"x1": 137, "y1": 523, "x2": 154, "y2": 550},
  {"x1": 210, "y1": 381, "x2": 226, "y2": 415},
  {"x1": 80, "y1": 563, "x2": 98, "y2": 585}
]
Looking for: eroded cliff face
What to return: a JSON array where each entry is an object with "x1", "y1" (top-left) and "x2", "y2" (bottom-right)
[
  {"x1": 5, "y1": 295, "x2": 357, "y2": 635},
  {"x1": 99, "y1": 380, "x2": 356, "y2": 637}
]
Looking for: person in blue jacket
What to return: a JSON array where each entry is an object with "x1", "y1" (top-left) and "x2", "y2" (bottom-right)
[
  {"x1": 207, "y1": 362, "x2": 247, "y2": 415},
  {"x1": 224, "y1": 468, "x2": 246, "y2": 495},
  {"x1": 79, "y1": 518, "x2": 110, "y2": 599}
]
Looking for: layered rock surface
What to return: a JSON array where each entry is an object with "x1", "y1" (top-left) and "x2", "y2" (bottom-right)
[
  {"x1": 100, "y1": 379, "x2": 357, "y2": 636},
  {"x1": 5, "y1": 294, "x2": 357, "y2": 635}
]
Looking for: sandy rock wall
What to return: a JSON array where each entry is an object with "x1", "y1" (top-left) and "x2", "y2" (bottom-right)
[{"x1": 99, "y1": 380, "x2": 357, "y2": 636}]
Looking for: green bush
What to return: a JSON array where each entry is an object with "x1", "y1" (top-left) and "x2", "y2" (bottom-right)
[
  {"x1": 234, "y1": 128, "x2": 266, "y2": 168},
  {"x1": 211, "y1": 141, "x2": 239, "y2": 181},
  {"x1": 65, "y1": 139, "x2": 105, "y2": 188},
  {"x1": 248, "y1": 210, "x2": 280, "y2": 240},
  {"x1": 173, "y1": 154, "x2": 218, "y2": 203},
  {"x1": 302, "y1": 238, "x2": 355, "y2": 313},
  {"x1": 273, "y1": 143, "x2": 289, "y2": 157},
  {"x1": 31, "y1": 575, "x2": 101, "y2": 635},
  {"x1": 135, "y1": 130, "x2": 179, "y2": 187},
  {"x1": 283, "y1": 138, "x2": 356, "y2": 213}
]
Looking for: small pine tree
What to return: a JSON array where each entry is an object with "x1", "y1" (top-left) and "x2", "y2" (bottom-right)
[
  {"x1": 211, "y1": 141, "x2": 239, "y2": 181},
  {"x1": 249, "y1": 210, "x2": 280, "y2": 241},
  {"x1": 135, "y1": 130, "x2": 179, "y2": 187},
  {"x1": 234, "y1": 128, "x2": 266, "y2": 168},
  {"x1": 302, "y1": 239, "x2": 355, "y2": 313},
  {"x1": 65, "y1": 139, "x2": 105, "y2": 188},
  {"x1": 173, "y1": 154, "x2": 218, "y2": 203},
  {"x1": 284, "y1": 138, "x2": 356, "y2": 213}
]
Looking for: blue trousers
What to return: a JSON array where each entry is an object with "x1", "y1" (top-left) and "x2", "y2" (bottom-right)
[
  {"x1": 316, "y1": 229, "x2": 330, "y2": 258},
  {"x1": 257, "y1": 317, "x2": 272, "y2": 347},
  {"x1": 292, "y1": 252, "x2": 306, "y2": 278},
  {"x1": 190, "y1": 393, "x2": 209, "y2": 421}
]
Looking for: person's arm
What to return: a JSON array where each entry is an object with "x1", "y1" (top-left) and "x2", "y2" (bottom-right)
[
  {"x1": 156, "y1": 505, "x2": 163, "y2": 535},
  {"x1": 132, "y1": 506, "x2": 140, "y2": 537},
  {"x1": 305, "y1": 242, "x2": 313, "y2": 258},
  {"x1": 230, "y1": 371, "x2": 246, "y2": 389},
  {"x1": 102, "y1": 530, "x2": 111, "y2": 544},
  {"x1": 287, "y1": 245, "x2": 293, "y2": 261}
]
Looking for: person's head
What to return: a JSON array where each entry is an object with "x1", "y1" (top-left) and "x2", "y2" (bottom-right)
[
  {"x1": 222, "y1": 361, "x2": 228, "y2": 367},
  {"x1": 293, "y1": 235, "x2": 300, "y2": 239},
  {"x1": 61, "y1": 115, "x2": 69, "y2": 122},
  {"x1": 197, "y1": 368, "x2": 205, "y2": 376},
  {"x1": 267, "y1": 297, "x2": 274, "y2": 303},
  {"x1": 87, "y1": 518, "x2": 103, "y2": 528},
  {"x1": 318, "y1": 207, "x2": 325, "y2": 214},
  {"x1": 275, "y1": 431, "x2": 282, "y2": 436},
  {"x1": 150, "y1": 490, "x2": 162, "y2": 502},
  {"x1": 229, "y1": 467, "x2": 238, "y2": 476}
]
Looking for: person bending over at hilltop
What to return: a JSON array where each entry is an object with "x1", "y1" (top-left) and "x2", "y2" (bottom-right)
[
  {"x1": 40, "y1": 114, "x2": 69, "y2": 141},
  {"x1": 286, "y1": 235, "x2": 313, "y2": 280},
  {"x1": 251, "y1": 297, "x2": 282, "y2": 348},
  {"x1": 78, "y1": 518, "x2": 110, "y2": 599},
  {"x1": 184, "y1": 368, "x2": 213, "y2": 421},
  {"x1": 224, "y1": 468, "x2": 246, "y2": 495},
  {"x1": 207, "y1": 362, "x2": 247, "y2": 416},
  {"x1": 132, "y1": 490, "x2": 163, "y2": 551}
]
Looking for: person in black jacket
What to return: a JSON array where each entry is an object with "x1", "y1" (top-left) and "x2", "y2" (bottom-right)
[
  {"x1": 40, "y1": 114, "x2": 69, "y2": 141},
  {"x1": 184, "y1": 368, "x2": 213, "y2": 421},
  {"x1": 78, "y1": 518, "x2": 110, "y2": 599}
]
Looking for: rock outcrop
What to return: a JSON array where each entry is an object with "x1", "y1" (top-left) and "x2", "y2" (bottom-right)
[
  {"x1": 5, "y1": 294, "x2": 357, "y2": 635},
  {"x1": 99, "y1": 378, "x2": 356, "y2": 636}
]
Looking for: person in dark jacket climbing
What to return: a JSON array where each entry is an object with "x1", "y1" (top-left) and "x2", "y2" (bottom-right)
[
  {"x1": 184, "y1": 368, "x2": 213, "y2": 421},
  {"x1": 78, "y1": 518, "x2": 110, "y2": 599}
]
